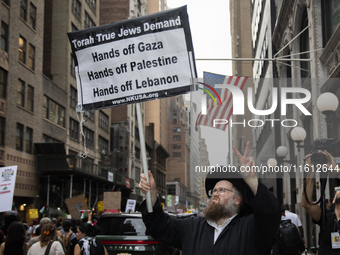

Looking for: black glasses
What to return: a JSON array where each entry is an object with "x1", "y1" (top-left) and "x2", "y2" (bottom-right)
[{"x1": 208, "y1": 187, "x2": 234, "y2": 196}]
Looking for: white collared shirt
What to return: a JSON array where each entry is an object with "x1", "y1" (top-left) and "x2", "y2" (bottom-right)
[{"x1": 207, "y1": 214, "x2": 238, "y2": 244}]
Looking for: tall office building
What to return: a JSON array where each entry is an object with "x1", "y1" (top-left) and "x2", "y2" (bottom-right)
[
  {"x1": 0, "y1": 0, "x2": 45, "y2": 221},
  {"x1": 100, "y1": 0, "x2": 148, "y2": 204},
  {"x1": 38, "y1": 0, "x2": 115, "y2": 214},
  {"x1": 229, "y1": 0, "x2": 253, "y2": 161},
  {"x1": 166, "y1": 96, "x2": 190, "y2": 209}
]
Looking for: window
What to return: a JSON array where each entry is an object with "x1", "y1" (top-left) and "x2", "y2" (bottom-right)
[
  {"x1": 84, "y1": 12, "x2": 95, "y2": 29},
  {"x1": 86, "y1": 0, "x2": 96, "y2": 12},
  {"x1": 173, "y1": 127, "x2": 181, "y2": 133},
  {"x1": 88, "y1": 111, "x2": 94, "y2": 121},
  {"x1": 72, "y1": 0, "x2": 81, "y2": 20},
  {"x1": 300, "y1": 8, "x2": 310, "y2": 81},
  {"x1": 43, "y1": 96, "x2": 65, "y2": 127},
  {"x1": 27, "y1": 85, "x2": 34, "y2": 111},
  {"x1": 25, "y1": 127, "x2": 33, "y2": 153},
  {"x1": 173, "y1": 135, "x2": 181, "y2": 141},
  {"x1": 43, "y1": 134, "x2": 60, "y2": 143},
  {"x1": 173, "y1": 144, "x2": 181, "y2": 150},
  {"x1": 173, "y1": 152, "x2": 181, "y2": 157},
  {"x1": 99, "y1": 111, "x2": 109, "y2": 131},
  {"x1": 70, "y1": 86, "x2": 77, "y2": 108},
  {"x1": 19, "y1": 36, "x2": 26, "y2": 63},
  {"x1": 99, "y1": 136, "x2": 108, "y2": 153},
  {"x1": 135, "y1": 126, "x2": 140, "y2": 141},
  {"x1": 167, "y1": 184, "x2": 175, "y2": 195},
  {"x1": 83, "y1": 127, "x2": 94, "y2": 148},
  {"x1": 173, "y1": 111, "x2": 177, "y2": 116},
  {"x1": 0, "y1": 117, "x2": 4, "y2": 146},
  {"x1": 28, "y1": 44, "x2": 35, "y2": 70},
  {"x1": 322, "y1": 0, "x2": 340, "y2": 46},
  {"x1": 69, "y1": 118, "x2": 79, "y2": 141},
  {"x1": 17, "y1": 79, "x2": 25, "y2": 107},
  {"x1": 16, "y1": 123, "x2": 24, "y2": 151},
  {"x1": 2, "y1": 0, "x2": 9, "y2": 6},
  {"x1": 135, "y1": 147, "x2": 140, "y2": 159},
  {"x1": 70, "y1": 53, "x2": 75, "y2": 76},
  {"x1": 1, "y1": 22, "x2": 8, "y2": 52},
  {"x1": 71, "y1": 23, "x2": 78, "y2": 32},
  {"x1": 20, "y1": 0, "x2": 28, "y2": 21},
  {"x1": 29, "y1": 3, "x2": 36, "y2": 29},
  {"x1": 173, "y1": 119, "x2": 177, "y2": 124},
  {"x1": 135, "y1": 167, "x2": 141, "y2": 182},
  {"x1": 0, "y1": 68, "x2": 7, "y2": 98}
]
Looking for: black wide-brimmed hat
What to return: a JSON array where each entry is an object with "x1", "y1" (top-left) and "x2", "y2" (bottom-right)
[{"x1": 205, "y1": 170, "x2": 246, "y2": 198}]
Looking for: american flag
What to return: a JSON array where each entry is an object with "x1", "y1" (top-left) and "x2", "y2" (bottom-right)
[{"x1": 195, "y1": 72, "x2": 248, "y2": 131}]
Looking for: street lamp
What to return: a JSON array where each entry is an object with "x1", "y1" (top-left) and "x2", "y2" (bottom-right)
[
  {"x1": 317, "y1": 92, "x2": 339, "y2": 138},
  {"x1": 276, "y1": 145, "x2": 297, "y2": 164},
  {"x1": 317, "y1": 92, "x2": 339, "y2": 116},
  {"x1": 267, "y1": 158, "x2": 277, "y2": 167},
  {"x1": 290, "y1": 126, "x2": 307, "y2": 151}
]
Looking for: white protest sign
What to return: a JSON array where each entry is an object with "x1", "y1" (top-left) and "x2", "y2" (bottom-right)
[
  {"x1": 125, "y1": 199, "x2": 136, "y2": 212},
  {"x1": 0, "y1": 166, "x2": 17, "y2": 213},
  {"x1": 68, "y1": 6, "x2": 196, "y2": 111}
]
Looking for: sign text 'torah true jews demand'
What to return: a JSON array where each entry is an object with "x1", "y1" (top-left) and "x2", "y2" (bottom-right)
[{"x1": 67, "y1": 6, "x2": 197, "y2": 111}]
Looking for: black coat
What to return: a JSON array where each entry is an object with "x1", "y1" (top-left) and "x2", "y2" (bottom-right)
[{"x1": 141, "y1": 181, "x2": 281, "y2": 255}]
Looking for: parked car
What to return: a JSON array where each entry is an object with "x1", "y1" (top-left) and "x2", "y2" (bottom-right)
[{"x1": 96, "y1": 212, "x2": 196, "y2": 255}]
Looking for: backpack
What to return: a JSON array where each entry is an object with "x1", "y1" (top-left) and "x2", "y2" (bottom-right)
[
  {"x1": 62, "y1": 231, "x2": 72, "y2": 255},
  {"x1": 277, "y1": 219, "x2": 305, "y2": 254},
  {"x1": 57, "y1": 230, "x2": 73, "y2": 255}
]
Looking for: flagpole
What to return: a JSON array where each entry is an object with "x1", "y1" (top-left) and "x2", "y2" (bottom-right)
[
  {"x1": 136, "y1": 103, "x2": 153, "y2": 212},
  {"x1": 229, "y1": 123, "x2": 233, "y2": 166}
]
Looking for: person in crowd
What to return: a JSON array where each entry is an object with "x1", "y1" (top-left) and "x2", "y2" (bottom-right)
[
  {"x1": 138, "y1": 141, "x2": 281, "y2": 255},
  {"x1": 74, "y1": 223, "x2": 108, "y2": 255},
  {"x1": 325, "y1": 199, "x2": 333, "y2": 211},
  {"x1": 22, "y1": 220, "x2": 29, "y2": 242},
  {"x1": 70, "y1": 219, "x2": 77, "y2": 234},
  {"x1": 281, "y1": 204, "x2": 305, "y2": 243},
  {"x1": 0, "y1": 231, "x2": 4, "y2": 246},
  {"x1": 271, "y1": 204, "x2": 305, "y2": 255},
  {"x1": 302, "y1": 150, "x2": 339, "y2": 255},
  {"x1": 55, "y1": 217, "x2": 63, "y2": 230},
  {"x1": 27, "y1": 219, "x2": 39, "y2": 240},
  {"x1": 27, "y1": 223, "x2": 64, "y2": 255},
  {"x1": 0, "y1": 211, "x2": 19, "y2": 236},
  {"x1": 57, "y1": 220, "x2": 77, "y2": 255},
  {"x1": 29, "y1": 217, "x2": 65, "y2": 252},
  {"x1": 0, "y1": 221, "x2": 30, "y2": 255}
]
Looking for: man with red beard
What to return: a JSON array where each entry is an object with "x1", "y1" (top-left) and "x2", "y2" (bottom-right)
[
  {"x1": 138, "y1": 141, "x2": 281, "y2": 255},
  {"x1": 302, "y1": 150, "x2": 340, "y2": 255}
]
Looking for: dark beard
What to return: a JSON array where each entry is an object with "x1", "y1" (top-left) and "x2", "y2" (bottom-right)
[{"x1": 204, "y1": 200, "x2": 236, "y2": 223}]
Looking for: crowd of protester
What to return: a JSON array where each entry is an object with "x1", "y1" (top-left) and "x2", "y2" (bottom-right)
[{"x1": 0, "y1": 210, "x2": 107, "y2": 255}]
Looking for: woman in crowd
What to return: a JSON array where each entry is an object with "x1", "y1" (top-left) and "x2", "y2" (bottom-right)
[
  {"x1": 27, "y1": 219, "x2": 39, "y2": 240},
  {"x1": 27, "y1": 223, "x2": 64, "y2": 255},
  {"x1": 74, "y1": 223, "x2": 108, "y2": 255},
  {"x1": 0, "y1": 221, "x2": 30, "y2": 255}
]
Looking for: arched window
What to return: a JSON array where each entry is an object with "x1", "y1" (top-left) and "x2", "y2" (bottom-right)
[
  {"x1": 300, "y1": 8, "x2": 310, "y2": 82},
  {"x1": 322, "y1": 0, "x2": 340, "y2": 46}
]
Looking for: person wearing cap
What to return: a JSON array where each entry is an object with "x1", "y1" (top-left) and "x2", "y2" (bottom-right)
[{"x1": 139, "y1": 141, "x2": 281, "y2": 255}]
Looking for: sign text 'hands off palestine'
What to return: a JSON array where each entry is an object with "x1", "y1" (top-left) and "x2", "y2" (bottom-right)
[{"x1": 68, "y1": 6, "x2": 196, "y2": 111}]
